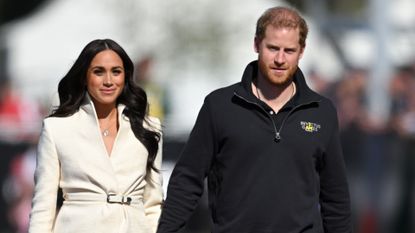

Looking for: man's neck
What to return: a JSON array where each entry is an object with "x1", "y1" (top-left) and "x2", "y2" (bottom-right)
[{"x1": 252, "y1": 77, "x2": 296, "y2": 113}]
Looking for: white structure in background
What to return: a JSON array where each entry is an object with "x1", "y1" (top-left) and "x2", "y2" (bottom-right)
[
  {"x1": 338, "y1": 0, "x2": 415, "y2": 123},
  {"x1": 4, "y1": 0, "x2": 343, "y2": 139},
  {"x1": 384, "y1": 0, "x2": 415, "y2": 65}
]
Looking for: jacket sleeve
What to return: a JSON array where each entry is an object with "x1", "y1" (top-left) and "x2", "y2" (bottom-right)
[
  {"x1": 319, "y1": 105, "x2": 352, "y2": 233},
  {"x1": 157, "y1": 98, "x2": 216, "y2": 233},
  {"x1": 29, "y1": 120, "x2": 60, "y2": 233},
  {"x1": 143, "y1": 119, "x2": 164, "y2": 233}
]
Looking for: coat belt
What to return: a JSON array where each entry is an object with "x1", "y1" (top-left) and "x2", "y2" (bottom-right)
[{"x1": 64, "y1": 193, "x2": 142, "y2": 205}]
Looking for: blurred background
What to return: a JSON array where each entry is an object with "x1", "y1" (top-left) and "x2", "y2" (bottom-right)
[{"x1": 1, "y1": 0, "x2": 415, "y2": 232}]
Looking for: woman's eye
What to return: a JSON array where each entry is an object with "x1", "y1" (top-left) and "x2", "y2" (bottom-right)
[
  {"x1": 93, "y1": 70, "x2": 104, "y2": 75},
  {"x1": 112, "y1": 69, "x2": 123, "y2": 75}
]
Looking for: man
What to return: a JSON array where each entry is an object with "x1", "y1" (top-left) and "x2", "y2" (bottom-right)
[{"x1": 157, "y1": 6, "x2": 352, "y2": 233}]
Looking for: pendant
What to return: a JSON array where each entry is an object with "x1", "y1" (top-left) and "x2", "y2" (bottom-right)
[{"x1": 102, "y1": 129, "x2": 109, "y2": 137}]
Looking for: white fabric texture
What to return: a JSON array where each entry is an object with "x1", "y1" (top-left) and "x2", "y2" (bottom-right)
[{"x1": 29, "y1": 95, "x2": 163, "y2": 233}]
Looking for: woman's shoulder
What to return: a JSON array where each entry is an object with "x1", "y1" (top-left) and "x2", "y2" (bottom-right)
[{"x1": 42, "y1": 111, "x2": 81, "y2": 128}]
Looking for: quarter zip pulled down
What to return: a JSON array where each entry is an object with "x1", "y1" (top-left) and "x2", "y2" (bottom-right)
[{"x1": 234, "y1": 92, "x2": 318, "y2": 142}]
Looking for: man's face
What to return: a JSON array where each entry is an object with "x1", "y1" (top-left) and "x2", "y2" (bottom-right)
[{"x1": 255, "y1": 26, "x2": 304, "y2": 87}]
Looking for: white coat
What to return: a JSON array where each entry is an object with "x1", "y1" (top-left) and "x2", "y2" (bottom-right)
[{"x1": 29, "y1": 94, "x2": 163, "y2": 233}]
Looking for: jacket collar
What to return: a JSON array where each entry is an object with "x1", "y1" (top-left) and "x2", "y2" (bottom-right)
[
  {"x1": 80, "y1": 93, "x2": 126, "y2": 123},
  {"x1": 235, "y1": 60, "x2": 321, "y2": 105}
]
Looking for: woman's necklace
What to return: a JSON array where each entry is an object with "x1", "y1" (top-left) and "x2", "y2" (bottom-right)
[
  {"x1": 102, "y1": 128, "x2": 111, "y2": 137},
  {"x1": 100, "y1": 110, "x2": 117, "y2": 137}
]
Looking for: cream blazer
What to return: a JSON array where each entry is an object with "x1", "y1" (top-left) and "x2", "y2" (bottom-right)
[{"x1": 29, "y1": 95, "x2": 163, "y2": 233}]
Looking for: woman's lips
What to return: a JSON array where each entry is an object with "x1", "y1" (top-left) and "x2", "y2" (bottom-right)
[{"x1": 100, "y1": 88, "x2": 116, "y2": 94}]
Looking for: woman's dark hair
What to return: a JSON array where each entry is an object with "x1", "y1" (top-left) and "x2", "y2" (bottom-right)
[{"x1": 50, "y1": 38, "x2": 160, "y2": 178}]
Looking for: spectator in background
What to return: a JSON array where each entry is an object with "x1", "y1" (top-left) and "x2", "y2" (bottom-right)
[
  {"x1": 28, "y1": 39, "x2": 163, "y2": 233},
  {"x1": 0, "y1": 79, "x2": 42, "y2": 233},
  {"x1": 332, "y1": 68, "x2": 383, "y2": 233},
  {"x1": 334, "y1": 68, "x2": 369, "y2": 176},
  {"x1": 307, "y1": 69, "x2": 333, "y2": 98},
  {"x1": 389, "y1": 65, "x2": 415, "y2": 233},
  {"x1": 157, "y1": 6, "x2": 351, "y2": 233},
  {"x1": 5, "y1": 147, "x2": 36, "y2": 233},
  {"x1": 0, "y1": 80, "x2": 42, "y2": 141},
  {"x1": 135, "y1": 55, "x2": 170, "y2": 123}
]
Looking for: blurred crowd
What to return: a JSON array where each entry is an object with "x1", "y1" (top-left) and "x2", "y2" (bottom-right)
[
  {"x1": 1, "y1": 59, "x2": 415, "y2": 233},
  {"x1": 312, "y1": 62, "x2": 415, "y2": 233},
  {"x1": 0, "y1": 80, "x2": 44, "y2": 233}
]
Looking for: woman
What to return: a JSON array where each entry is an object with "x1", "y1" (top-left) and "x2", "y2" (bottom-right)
[{"x1": 29, "y1": 39, "x2": 163, "y2": 233}]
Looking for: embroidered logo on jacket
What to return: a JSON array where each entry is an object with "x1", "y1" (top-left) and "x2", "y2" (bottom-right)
[{"x1": 300, "y1": 121, "x2": 321, "y2": 133}]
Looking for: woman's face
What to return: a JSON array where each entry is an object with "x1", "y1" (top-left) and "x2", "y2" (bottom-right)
[{"x1": 86, "y1": 49, "x2": 125, "y2": 109}]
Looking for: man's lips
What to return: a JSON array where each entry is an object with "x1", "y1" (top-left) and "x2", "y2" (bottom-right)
[
  {"x1": 271, "y1": 67, "x2": 287, "y2": 74},
  {"x1": 271, "y1": 66, "x2": 287, "y2": 70}
]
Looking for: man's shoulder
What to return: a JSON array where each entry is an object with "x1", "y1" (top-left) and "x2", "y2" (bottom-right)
[
  {"x1": 205, "y1": 82, "x2": 241, "y2": 100},
  {"x1": 303, "y1": 87, "x2": 336, "y2": 110},
  {"x1": 317, "y1": 94, "x2": 337, "y2": 112}
]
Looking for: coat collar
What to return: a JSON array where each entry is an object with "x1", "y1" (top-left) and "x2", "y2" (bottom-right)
[
  {"x1": 235, "y1": 60, "x2": 322, "y2": 105},
  {"x1": 80, "y1": 93, "x2": 127, "y2": 124}
]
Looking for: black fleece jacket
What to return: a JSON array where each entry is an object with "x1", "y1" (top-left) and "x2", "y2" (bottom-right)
[{"x1": 157, "y1": 61, "x2": 352, "y2": 233}]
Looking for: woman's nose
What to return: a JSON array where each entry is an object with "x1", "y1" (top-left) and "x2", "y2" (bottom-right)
[{"x1": 103, "y1": 73, "x2": 113, "y2": 86}]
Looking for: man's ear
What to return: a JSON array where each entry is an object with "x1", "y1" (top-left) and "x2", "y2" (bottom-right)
[
  {"x1": 299, "y1": 45, "x2": 305, "y2": 59},
  {"x1": 254, "y1": 37, "x2": 260, "y2": 53}
]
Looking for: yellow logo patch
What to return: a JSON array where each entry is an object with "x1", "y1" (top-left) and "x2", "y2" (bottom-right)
[{"x1": 300, "y1": 121, "x2": 321, "y2": 133}]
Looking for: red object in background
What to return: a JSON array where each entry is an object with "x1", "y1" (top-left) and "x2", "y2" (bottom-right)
[
  {"x1": 0, "y1": 87, "x2": 42, "y2": 142},
  {"x1": 358, "y1": 209, "x2": 378, "y2": 233}
]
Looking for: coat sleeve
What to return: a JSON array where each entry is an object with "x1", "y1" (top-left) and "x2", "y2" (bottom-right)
[
  {"x1": 157, "y1": 98, "x2": 216, "y2": 233},
  {"x1": 319, "y1": 104, "x2": 352, "y2": 233},
  {"x1": 29, "y1": 120, "x2": 60, "y2": 233},
  {"x1": 143, "y1": 117, "x2": 164, "y2": 233}
]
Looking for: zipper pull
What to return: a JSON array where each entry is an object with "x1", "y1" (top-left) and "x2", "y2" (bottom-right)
[{"x1": 274, "y1": 132, "x2": 281, "y2": 142}]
